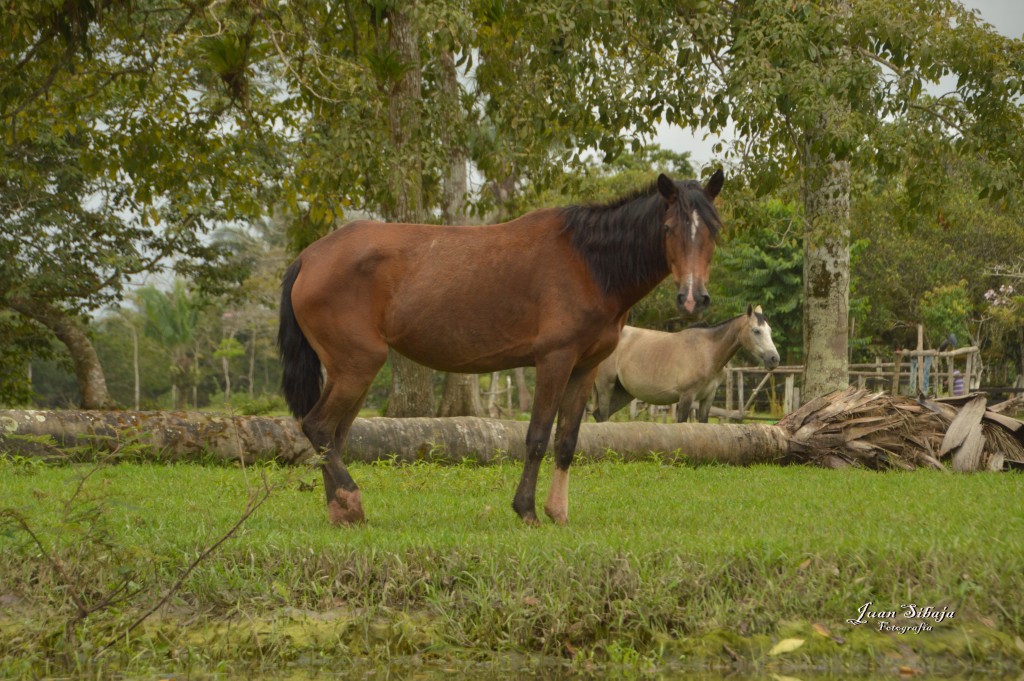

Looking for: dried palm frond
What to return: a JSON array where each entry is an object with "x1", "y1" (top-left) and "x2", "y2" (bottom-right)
[
  {"x1": 989, "y1": 393, "x2": 1024, "y2": 415},
  {"x1": 778, "y1": 387, "x2": 1024, "y2": 472}
]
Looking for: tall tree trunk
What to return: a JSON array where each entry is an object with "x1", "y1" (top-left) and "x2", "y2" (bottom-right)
[
  {"x1": 801, "y1": 0, "x2": 851, "y2": 402},
  {"x1": 131, "y1": 323, "x2": 140, "y2": 410},
  {"x1": 435, "y1": 50, "x2": 483, "y2": 418},
  {"x1": 438, "y1": 51, "x2": 466, "y2": 228},
  {"x1": 192, "y1": 342, "x2": 200, "y2": 409},
  {"x1": 248, "y1": 324, "x2": 256, "y2": 398},
  {"x1": 485, "y1": 371, "x2": 502, "y2": 417},
  {"x1": 802, "y1": 149, "x2": 850, "y2": 400},
  {"x1": 387, "y1": 351, "x2": 435, "y2": 418},
  {"x1": 383, "y1": 7, "x2": 423, "y2": 225},
  {"x1": 222, "y1": 355, "x2": 231, "y2": 402},
  {"x1": 514, "y1": 367, "x2": 532, "y2": 412},
  {"x1": 172, "y1": 351, "x2": 189, "y2": 409},
  {"x1": 383, "y1": 6, "x2": 434, "y2": 417},
  {"x1": 437, "y1": 374, "x2": 483, "y2": 417},
  {"x1": 8, "y1": 299, "x2": 116, "y2": 410}
]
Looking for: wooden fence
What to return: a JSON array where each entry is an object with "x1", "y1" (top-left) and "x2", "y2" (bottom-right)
[{"x1": 634, "y1": 345, "x2": 984, "y2": 424}]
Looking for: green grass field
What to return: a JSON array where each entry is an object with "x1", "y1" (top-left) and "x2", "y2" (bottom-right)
[{"x1": 1, "y1": 456, "x2": 1023, "y2": 678}]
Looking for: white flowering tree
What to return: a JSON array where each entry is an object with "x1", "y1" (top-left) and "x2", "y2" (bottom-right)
[{"x1": 982, "y1": 282, "x2": 1024, "y2": 384}]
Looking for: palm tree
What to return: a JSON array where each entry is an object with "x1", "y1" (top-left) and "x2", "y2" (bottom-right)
[
  {"x1": 135, "y1": 281, "x2": 203, "y2": 408},
  {"x1": 212, "y1": 216, "x2": 290, "y2": 398}
]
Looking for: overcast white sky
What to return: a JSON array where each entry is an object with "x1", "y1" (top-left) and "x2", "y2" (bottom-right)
[{"x1": 655, "y1": 0, "x2": 1024, "y2": 166}]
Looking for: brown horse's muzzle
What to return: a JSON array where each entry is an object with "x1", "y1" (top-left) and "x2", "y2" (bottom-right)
[{"x1": 676, "y1": 282, "x2": 711, "y2": 320}]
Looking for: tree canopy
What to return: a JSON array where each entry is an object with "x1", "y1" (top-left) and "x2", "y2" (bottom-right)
[{"x1": 2, "y1": 0, "x2": 1023, "y2": 410}]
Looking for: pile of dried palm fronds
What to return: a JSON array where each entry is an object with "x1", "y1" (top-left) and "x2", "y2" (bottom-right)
[{"x1": 778, "y1": 387, "x2": 1024, "y2": 471}]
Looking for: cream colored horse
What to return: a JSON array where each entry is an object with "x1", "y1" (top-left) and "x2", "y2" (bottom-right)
[{"x1": 592, "y1": 304, "x2": 780, "y2": 423}]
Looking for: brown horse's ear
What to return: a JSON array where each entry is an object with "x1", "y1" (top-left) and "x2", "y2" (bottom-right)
[
  {"x1": 754, "y1": 304, "x2": 763, "y2": 315},
  {"x1": 705, "y1": 168, "x2": 724, "y2": 200},
  {"x1": 657, "y1": 173, "x2": 677, "y2": 201},
  {"x1": 746, "y1": 303, "x2": 754, "y2": 317}
]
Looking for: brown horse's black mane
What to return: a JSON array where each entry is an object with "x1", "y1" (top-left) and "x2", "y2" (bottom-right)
[{"x1": 561, "y1": 179, "x2": 720, "y2": 296}]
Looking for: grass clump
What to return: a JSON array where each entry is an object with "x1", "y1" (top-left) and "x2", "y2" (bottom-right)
[{"x1": 1, "y1": 457, "x2": 1022, "y2": 678}]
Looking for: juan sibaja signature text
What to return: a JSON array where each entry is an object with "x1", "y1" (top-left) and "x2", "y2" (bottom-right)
[{"x1": 847, "y1": 601, "x2": 955, "y2": 633}]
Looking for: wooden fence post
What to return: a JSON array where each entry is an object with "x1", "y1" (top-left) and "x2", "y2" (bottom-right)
[
  {"x1": 892, "y1": 352, "x2": 902, "y2": 396},
  {"x1": 916, "y1": 325, "x2": 926, "y2": 395},
  {"x1": 946, "y1": 354, "x2": 955, "y2": 397},
  {"x1": 737, "y1": 371, "x2": 745, "y2": 422},
  {"x1": 486, "y1": 371, "x2": 501, "y2": 417},
  {"x1": 725, "y1": 369, "x2": 733, "y2": 413}
]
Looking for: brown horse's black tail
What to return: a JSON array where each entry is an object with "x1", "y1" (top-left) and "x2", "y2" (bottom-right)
[{"x1": 278, "y1": 261, "x2": 323, "y2": 419}]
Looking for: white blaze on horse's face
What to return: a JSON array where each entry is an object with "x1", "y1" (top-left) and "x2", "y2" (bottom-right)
[
  {"x1": 744, "y1": 304, "x2": 781, "y2": 370},
  {"x1": 656, "y1": 172, "x2": 719, "y2": 321}
]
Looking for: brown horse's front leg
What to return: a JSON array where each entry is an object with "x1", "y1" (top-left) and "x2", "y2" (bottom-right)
[
  {"x1": 512, "y1": 356, "x2": 573, "y2": 525},
  {"x1": 512, "y1": 423, "x2": 554, "y2": 525},
  {"x1": 544, "y1": 366, "x2": 599, "y2": 525}
]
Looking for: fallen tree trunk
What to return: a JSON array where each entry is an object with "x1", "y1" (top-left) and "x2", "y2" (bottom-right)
[
  {"x1": 0, "y1": 409, "x2": 787, "y2": 466},
  {"x1": 2, "y1": 388, "x2": 1022, "y2": 471}
]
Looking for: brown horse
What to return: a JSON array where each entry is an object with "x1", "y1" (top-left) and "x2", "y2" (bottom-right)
[{"x1": 278, "y1": 171, "x2": 724, "y2": 526}]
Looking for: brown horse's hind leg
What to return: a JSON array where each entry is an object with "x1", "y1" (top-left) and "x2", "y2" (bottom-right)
[
  {"x1": 512, "y1": 354, "x2": 574, "y2": 525},
  {"x1": 544, "y1": 366, "x2": 599, "y2": 525},
  {"x1": 303, "y1": 352, "x2": 386, "y2": 526}
]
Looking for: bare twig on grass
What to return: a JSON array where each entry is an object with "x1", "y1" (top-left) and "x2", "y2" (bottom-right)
[
  {"x1": 98, "y1": 471, "x2": 273, "y2": 656},
  {"x1": 1, "y1": 426, "x2": 288, "y2": 668},
  {"x1": 0, "y1": 510, "x2": 138, "y2": 622},
  {"x1": 0, "y1": 439, "x2": 143, "y2": 663}
]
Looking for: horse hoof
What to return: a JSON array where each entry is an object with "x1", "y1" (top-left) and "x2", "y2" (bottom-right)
[
  {"x1": 543, "y1": 505, "x2": 568, "y2": 525},
  {"x1": 518, "y1": 512, "x2": 541, "y2": 527},
  {"x1": 327, "y1": 489, "x2": 365, "y2": 526}
]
